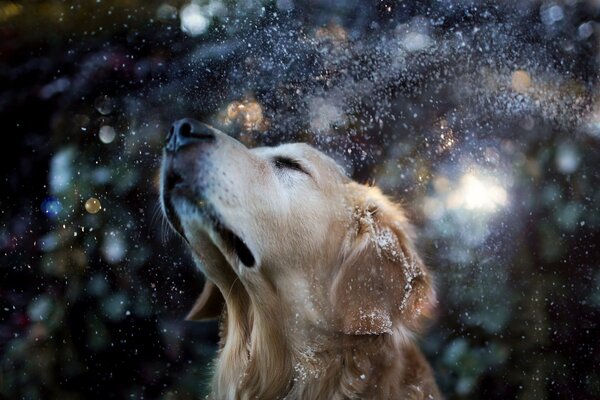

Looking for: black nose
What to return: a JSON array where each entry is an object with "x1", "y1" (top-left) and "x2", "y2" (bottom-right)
[{"x1": 165, "y1": 118, "x2": 215, "y2": 152}]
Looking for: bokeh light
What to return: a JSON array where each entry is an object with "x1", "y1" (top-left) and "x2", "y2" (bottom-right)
[
  {"x1": 41, "y1": 197, "x2": 62, "y2": 218},
  {"x1": 454, "y1": 173, "x2": 508, "y2": 211},
  {"x1": 85, "y1": 197, "x2": 102, "y2": 214},
  {"x1": 424, "y1": 170, "x2": 509, "y2": 221},
  {"x1": 223, "y1": 97, "x2": 268, "y2": 131},
  {"x1": 180, "y1": 3, "x2": 210, "y2": 36},
  {"x1": 511, "y1": 70, "x2": 532, "y2": 92},
  {"x1": 99, "y1": 125, "x2": 116, "y2": 144}
]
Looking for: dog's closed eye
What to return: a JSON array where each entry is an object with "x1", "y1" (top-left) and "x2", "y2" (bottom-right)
[{"x1": 273, "y1": 156, "x2": 309, "y2": 176}]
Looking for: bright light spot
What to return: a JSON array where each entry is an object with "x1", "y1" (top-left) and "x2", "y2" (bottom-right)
[
  {"x1": 555, "y1": 143, "x2": 580, "y2": 174},
  {"x1": 548, "y1": 5, "x2": 564, "y2": 22},
  {"x1": 85, "y1": 197, "x2": 102, "y2": 214},
  {"x1": 456, "y1": 173, "x2": 508, "y2": 211},
  {"x1": 49, "y1": 148, "x2": 74, "y2": 194},
  {"x1": 99, "y1": 125, "x2": 116, "y2": 144},
  {"x1": 438, "y1": 122, "x2": 457, "y2": 152},
  {"x1": 41, "y1": 197, "x2": 62, "y2": 218},
  {"x1": 511, "y1": 70, "x2": 531, "y2": 92},
  {"x1": 401, "y1": 32, "x2": 432, "y2": 52},
  {"x1": 541, "y1": 4, "x2": 564, "y2": 25},
  {"x1": 424, "y1": 171, "x2": 509, "y2": 219},
  {"x1": 180, "y1": 3, "x2": 210, "y2": 36},
  {"x1": 223, "y1": 97, "x2": 268, "y2": 131},
  {"x1": 578, "y1": 22, "x2": 594, "y2": 40},
  {"x1": 102, "y1": 233, "x2": 126, "y2": 264}
]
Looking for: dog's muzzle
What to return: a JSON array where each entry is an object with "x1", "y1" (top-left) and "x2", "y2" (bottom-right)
[{"x1": 161, "y1": 119, "x2": 256, "y2": 268}]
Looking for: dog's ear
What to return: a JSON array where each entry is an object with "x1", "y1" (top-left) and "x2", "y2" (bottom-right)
[
  {"x1": 331, "y1": 184, "x2": 436, "y2": 336},
  {"x1": 186, "y1": 280, "x2": 225, "y2": 321}
]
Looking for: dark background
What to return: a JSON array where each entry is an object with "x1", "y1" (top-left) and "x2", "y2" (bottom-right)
[{"x1": 1, "y1": 0, "x2": 599, "y2": 399}]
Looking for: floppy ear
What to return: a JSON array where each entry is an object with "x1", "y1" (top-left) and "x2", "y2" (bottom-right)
[
  {"x1": 186, "y1": 280, "x2": 225, "y2": 321},
  {"x1": 331, "y1": 184, "x2": 436, "y2": 336}
]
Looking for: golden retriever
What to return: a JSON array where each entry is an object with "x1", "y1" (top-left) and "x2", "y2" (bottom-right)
[{"x1": 160, "y1": 119, "x2": 442, "y2": 399}]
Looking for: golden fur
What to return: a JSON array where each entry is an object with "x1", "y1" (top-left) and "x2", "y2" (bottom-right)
[{"x1": 162, "y1": 125, "x2": 442, "y2": 399}]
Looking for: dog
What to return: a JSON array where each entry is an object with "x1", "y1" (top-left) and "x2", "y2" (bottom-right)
[{"x1": 160, "y1": 119, "x2": 442, "y2": 399}]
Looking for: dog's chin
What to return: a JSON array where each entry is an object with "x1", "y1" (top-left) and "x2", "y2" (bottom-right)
[{"x1": 162, "y1": 187, "x2": 256, "y2": 269}]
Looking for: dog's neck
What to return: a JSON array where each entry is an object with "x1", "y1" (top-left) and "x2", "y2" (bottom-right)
[
  {"x1": 213, "y1": 282, "x2": 295, "y2": 399},
  {"x1": 210, "y1": 287, "x2": 422, "y2": 400}
]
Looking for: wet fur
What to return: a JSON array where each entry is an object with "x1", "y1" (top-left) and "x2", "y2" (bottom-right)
[
  {"x1": 163, "y1": 130, "x2": 442, "y2": 399},
  {"x1": 198, "y1": 186, "x2": 441, "y2": 399}
]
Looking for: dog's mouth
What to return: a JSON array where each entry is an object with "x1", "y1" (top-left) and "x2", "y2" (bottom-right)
[
  {"x1": 205, "y1": 211, "x2": 256, "y2": 268},
  {"x1": 162, "y1": 170, "x2": 256, "y2": 268}
]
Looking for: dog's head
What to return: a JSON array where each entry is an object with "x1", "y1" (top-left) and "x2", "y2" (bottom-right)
[{"x1": 161, "y1": 119, "x2": 435, "y2": 338}]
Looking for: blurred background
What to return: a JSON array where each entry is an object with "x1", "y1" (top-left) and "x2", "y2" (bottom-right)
[{"x1": 1, "y1": 0, "x2": 599, "y2": 399}]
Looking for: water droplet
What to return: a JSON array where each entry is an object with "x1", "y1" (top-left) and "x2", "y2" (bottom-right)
[
  {"x1": 85, "y1": 197, "x2": 102, "y2": 214},
  {"x1": 99, "y1": 125, "x2": 116, "y2": 144}
]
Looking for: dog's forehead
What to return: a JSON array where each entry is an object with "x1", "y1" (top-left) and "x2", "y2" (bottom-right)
[
  {"x1": 251, "y1": 143, "x2": 347, "y2": 178},
  {"x1": 251, "y1": 142, "x2": 317, "y2": 159}
]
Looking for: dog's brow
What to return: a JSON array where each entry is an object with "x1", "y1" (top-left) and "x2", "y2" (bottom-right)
[{"x1": 272, "y1": 155, "x2": 310, "y2": 175}]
